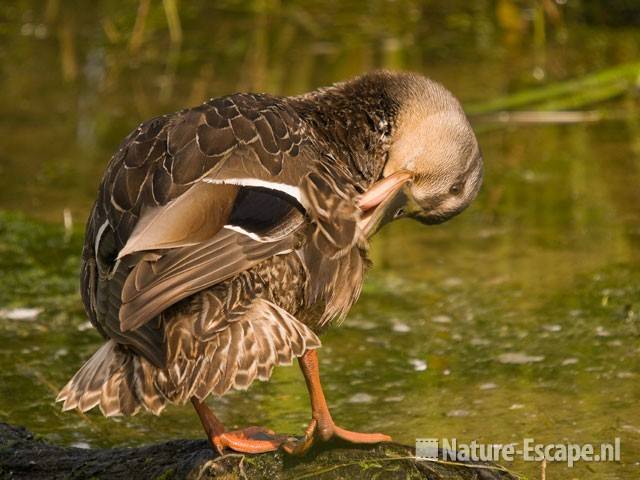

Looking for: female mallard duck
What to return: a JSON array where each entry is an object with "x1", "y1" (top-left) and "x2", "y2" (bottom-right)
[{"x1": 57, "y1": 70, "x2": 482, "y2": 454}]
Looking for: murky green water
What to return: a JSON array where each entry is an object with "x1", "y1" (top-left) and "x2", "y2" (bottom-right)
[{"x1": 1, "y1": 2, "x2": 639, "y2": 479}]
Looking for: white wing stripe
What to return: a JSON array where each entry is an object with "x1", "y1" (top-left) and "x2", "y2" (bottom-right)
[
  {"x1": 223, "y1": 225, "x2": 268, "y2": 242},
  {"x1": 94, "y1": 220, "x2": 109, "y2": 258},
  {"x1": 202, "y1": 177, "x2": 303, "y2": 205}
]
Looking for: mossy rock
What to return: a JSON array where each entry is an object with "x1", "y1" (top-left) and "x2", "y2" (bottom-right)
[{"x1": 0, "y1": 423, "x2": 519, "y2": 479}]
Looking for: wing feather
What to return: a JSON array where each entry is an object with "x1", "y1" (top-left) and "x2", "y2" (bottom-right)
[
  {"x1": 80, "y1": 92, "x2": 362, "y2": 373},
  {"x1": 117, "y1": 182, "x2": 238, "y2": 258},
  {"x1": 119, "y1": 229, "x2": 297, "y2": 332}
]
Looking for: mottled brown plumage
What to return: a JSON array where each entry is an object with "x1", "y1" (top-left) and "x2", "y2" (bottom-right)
[{"x1": 58, "y1": 71, "x2": 482, "y2": 448}]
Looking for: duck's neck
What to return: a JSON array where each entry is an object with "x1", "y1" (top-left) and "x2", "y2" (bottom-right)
[{"x1": 290, "y1": 80, "x2": 400, "y2": 192}]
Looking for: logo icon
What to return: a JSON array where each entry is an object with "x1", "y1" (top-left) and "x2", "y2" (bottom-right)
[{"x1": 416, "y1": 438, "x2": 439, "y2": 460}]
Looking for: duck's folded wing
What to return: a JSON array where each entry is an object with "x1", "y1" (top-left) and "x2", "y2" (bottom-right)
[
  {"x1": 94, "y1": 186, "x2": 305, "y2": 367},
  {"x1": 110, "y1": 177, "x2": 306, "y2": 329},
  {"x1": 88, "y1": 93, "x2": 361, "y2": 367},
  {"x1": 119, "y1": 223, "x2": 300, "y2": 333}
]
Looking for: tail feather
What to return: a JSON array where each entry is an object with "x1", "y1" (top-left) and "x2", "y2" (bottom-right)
[
  {"x1": 57, "y1": 298, "x2": 320, "y2": 417},
  {"x1": 56, "y1": 340, "x2": 169, "y2": 417},
  {"x1": 57, "y1": 341, "x2": 115, "y2": 413}
]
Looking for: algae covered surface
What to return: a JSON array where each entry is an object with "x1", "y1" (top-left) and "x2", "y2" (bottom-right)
[{"x1": 1, "y1": 2, "x2": 640, "y2": 478}]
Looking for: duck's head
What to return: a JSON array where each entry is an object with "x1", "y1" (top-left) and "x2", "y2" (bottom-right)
[{"x1": 358, "y1": 72, "x2": 483, "y2": 235}]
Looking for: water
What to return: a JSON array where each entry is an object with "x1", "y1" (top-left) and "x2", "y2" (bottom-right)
[{"x1": 1, "y1": 2, "x2": 639, "y2": 478}]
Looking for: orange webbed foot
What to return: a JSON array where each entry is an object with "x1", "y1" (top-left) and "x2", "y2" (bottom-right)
[
  {"x1": 211, "y1": 426, "x2": 290, "y2": 455},
  {"x1": 283, "y1": 418, "x2": 391, "y2": 455}
]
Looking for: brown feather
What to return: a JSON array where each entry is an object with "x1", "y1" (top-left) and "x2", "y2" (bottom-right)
[
  {"x1": 119, "y1": 229, "x2": 296, "y2": 332},
  {"x1": 118, "y1": 182, "x2": 237, "y2": 258},
  {"x1": 61, "y1": 78, "x2": 410, "y2": 416}
]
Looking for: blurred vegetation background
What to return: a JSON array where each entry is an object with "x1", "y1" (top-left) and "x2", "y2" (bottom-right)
[
  {"x1": 1, "y1": 0, "x2": 639, "y2": 219},
  {"x1": 0, "y1": 2, "x2": 639, "y2": 479}
]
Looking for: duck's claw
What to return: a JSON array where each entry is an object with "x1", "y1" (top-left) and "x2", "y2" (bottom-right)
[{"x1": 282, "y1": 419, "x2": 318, "y2": 455}]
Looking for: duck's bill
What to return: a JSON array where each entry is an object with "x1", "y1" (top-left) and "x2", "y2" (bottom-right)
[{"x1": 357, "y1": 171, "x2": 418, "y2": 237}]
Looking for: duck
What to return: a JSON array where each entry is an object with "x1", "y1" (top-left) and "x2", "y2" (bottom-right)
[{"x1": 57, "y1": 70, "x2": 483, "y2": 455}]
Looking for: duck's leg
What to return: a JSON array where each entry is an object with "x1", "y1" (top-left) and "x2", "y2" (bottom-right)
[
  {"x1": 191, "y1": 398, "x2": 288, "y2": 454},
  {"x1": 283, "y1": 350, "x2": 391, "y2": 455}
]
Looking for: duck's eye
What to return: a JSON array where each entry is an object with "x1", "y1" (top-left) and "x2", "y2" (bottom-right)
[{"x1": 449, "y1": 183, "x2": 463, "y2": 195}]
